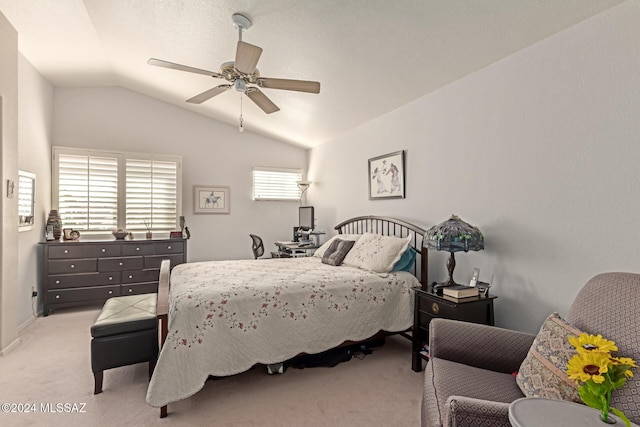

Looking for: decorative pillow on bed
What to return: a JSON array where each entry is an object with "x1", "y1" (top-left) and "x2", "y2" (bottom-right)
[
  {"x1": 342, "y1": 233, "x2": 411, "y2": 273},
  {"x1": 314, "y1": 234, "x2": 362, "y2": 258},
  {"x1": 321, "y1": 238, "x2": 356, "y2": 266},
  {"x1": 515, "y1": 312, "x2": 582, "y2": 402},
  {"x1": 392, "y1": 246, "x2": 417, "y2": 272}
]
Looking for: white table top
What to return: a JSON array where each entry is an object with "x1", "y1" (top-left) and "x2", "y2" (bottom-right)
[{"x1": 509, "y1": 397, "x2": 639, "y2": 427}]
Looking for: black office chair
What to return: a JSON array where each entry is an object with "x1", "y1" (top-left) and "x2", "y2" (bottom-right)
[{"x1": 249, "y1": 234, "x2": 265, "y2": 259}]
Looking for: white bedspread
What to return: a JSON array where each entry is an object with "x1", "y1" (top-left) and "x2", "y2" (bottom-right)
[{"x1": 146, "y1": 257, "x2": 418, "y2": 407}]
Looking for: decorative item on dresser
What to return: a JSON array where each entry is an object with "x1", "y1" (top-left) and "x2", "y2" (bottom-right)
[
  {"x1": 40, "y1": 238, "x2": 187, "y2": 316},
  {"x1": 46, "y1": 209, "x2": 63, "y2": 241},
  {"x1": 424, "y1": 214, "x2": 484, "y2": 292}
]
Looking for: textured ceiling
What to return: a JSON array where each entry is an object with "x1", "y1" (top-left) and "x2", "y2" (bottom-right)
[{"x1": 0, "y1": 0, "x2": 625, "y2": 148}]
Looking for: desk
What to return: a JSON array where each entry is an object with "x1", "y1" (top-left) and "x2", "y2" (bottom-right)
[
  {"x1": 273, "y1": 241, "x2": 319, "y2": 258},
  {"x1": 509, "y1": 397, "x2": 639, "y2": 427}
]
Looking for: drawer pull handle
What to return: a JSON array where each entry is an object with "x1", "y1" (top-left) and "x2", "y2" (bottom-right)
[
  {"x1": 167, "y1": 246, "x2": 171, "y2": 249},
  {"x1": 431, "y1": 303, "x2": 440, "y2": 315},
  {"x1": 129, "y1": 289, "x2": 133, "y2": 293},
  {"x1": 70, "y1": 264, "x2": 75, "y2": 269},
  {"x1": 55, "y1": 295, "x2": 60, "y2": 299},
  {"x1": 129, "y1": 275, "x2": 133, "y2": 279},
  {"x1": 119, "y1": 262, "x2": 123, "y2": 266},
  {"x1": 136, "y1": 247, "x2": 140, "y2": 251},
  {"x1": 108, "y1": 290, "x2": 113, "y2": 294},
  {"x1": 109, "y1": 276, "x2": 113, "y2": 281},
  {"x1": 64, "y1": 249, "x2": 69, "y2": 254},
  {"x1": 101, "y1": 248, "x2": 106, "y2": 253},
  {"x1": 55, "y1": 280, "x2": 60, "y2": 284}
]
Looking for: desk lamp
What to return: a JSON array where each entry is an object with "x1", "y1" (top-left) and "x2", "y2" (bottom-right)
[{"x1": 425, "y1": 214, "x2": 484, "y2": 292}]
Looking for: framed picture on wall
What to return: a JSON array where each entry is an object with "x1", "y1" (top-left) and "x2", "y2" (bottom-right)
[
  {"x1": 368, "y1": 150, "x2": 405, "y2": 200},
  {"x1": 193, "y1": 185, "x2": 230, "y2": 214}
]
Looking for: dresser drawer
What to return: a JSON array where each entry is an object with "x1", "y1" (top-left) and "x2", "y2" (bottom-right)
[
  {"x1": 48, "y1": 259, "x2": 97, "y2": 274},
  {"x1": 122, "y1": 269, "x2": 159, "y2": 284},
  {"x1": 99, "y1": 256, "x2": 144, "y2": 272},
  {"x1": 144, "y1": 254, "x2": 184, "y2": 269},
  {"x1": 48, "y1": 285, "x2": 120, "y2": 303},
  {"x1": 121, "y1": 282, "x2": 159, "y2": 296},
  {"x1": 94, "y1": 244, "x2": 122, "y2": 257},
  {"x1": 48, "y1": 245, "x2": 95, "y2": 259},
  {"x1": 48, "y1": 272, "x2": 121, "y2": 289},
  {"x1": 122, "y1": 243, "x2": 154, "y2": 256},
  {"x1": 153, "y1": 241, "x2": 184, "y2": 254}
]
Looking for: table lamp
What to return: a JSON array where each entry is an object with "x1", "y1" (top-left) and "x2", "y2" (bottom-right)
[{"x1": 424, "y1": 214, "x2": 484, "y2": 291}]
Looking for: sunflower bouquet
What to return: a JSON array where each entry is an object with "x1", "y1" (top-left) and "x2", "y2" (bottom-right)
[{"x1": 566, "y1": 333, "x2": 637, "y2": 426}]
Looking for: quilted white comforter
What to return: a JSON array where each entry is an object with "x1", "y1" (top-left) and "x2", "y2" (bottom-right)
[{"x1": 146, "y1": 257, "x2": 418, "y2": 407}]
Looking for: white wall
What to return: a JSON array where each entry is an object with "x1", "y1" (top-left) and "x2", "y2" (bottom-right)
[
  {"x1": 308, "y1": 1, "x2": 640, "y2": 334},
  {"x1": 52, "y1": 87, "x2": 308, "y2": 261},
  {"x1": 17, "y1": 54, "x2": 53, "y2": 324},
  {"x1": 0, "y1": 10, "x2": 19, "y2": 354}
]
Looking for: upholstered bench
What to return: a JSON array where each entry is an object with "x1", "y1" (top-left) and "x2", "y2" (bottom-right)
[{"x1": 90, "y1": 293, "x2": 159, "y2": 394}]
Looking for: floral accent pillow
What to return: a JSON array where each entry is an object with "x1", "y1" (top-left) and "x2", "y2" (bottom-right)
[
  {"x1": 314, "y1": 234, "x2": 362, "y2": 258},
  {"x1": 516, "y1": 312, "x2": 582, "y2": 402},
  {"x1": 342, "y1": 233, "x2": 411, "y2": 273},
  {"x1": 321, "y1": 238, "x2": 356, "y2": 266}
]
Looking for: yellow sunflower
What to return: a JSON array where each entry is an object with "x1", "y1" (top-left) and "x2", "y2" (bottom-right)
[
  {"x1": 569, "y1": 333, "x2": 618, "y2": 354},
  {"x1": 611, "y1": 356, "x2": 637, "y2": 378},
  {"x1": 566, "y1": 352, "x2": 611, "y2": 384}
]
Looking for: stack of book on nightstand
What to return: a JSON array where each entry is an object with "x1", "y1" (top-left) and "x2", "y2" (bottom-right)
[{"x1": 443, "y1": 284, "x2": 479, "y2": 299}]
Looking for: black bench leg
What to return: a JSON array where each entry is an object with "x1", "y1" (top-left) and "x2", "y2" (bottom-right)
[
  {"x1": 149, "y1": 358, "x2": 157, "y2": 380},
  {"x1": 94, "y1": 371, "x2": 103, "y2": 394}
]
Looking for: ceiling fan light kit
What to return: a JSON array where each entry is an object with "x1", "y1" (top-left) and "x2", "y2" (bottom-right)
[{"x1": 148, "y1": 12, "x2": 320, "y2": 132}]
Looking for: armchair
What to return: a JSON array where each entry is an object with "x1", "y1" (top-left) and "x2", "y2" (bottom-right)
[{"x1": 421, "y1": 272, "x2": 640, "y2": 427}]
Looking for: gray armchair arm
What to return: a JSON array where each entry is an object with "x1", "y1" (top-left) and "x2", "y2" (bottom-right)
[
  {"x1": 445, "y1": 396, "x2": 512, "y2": 427},
  {"x1": 429, "y1": 318, "x2": 535, "y2": 374}
]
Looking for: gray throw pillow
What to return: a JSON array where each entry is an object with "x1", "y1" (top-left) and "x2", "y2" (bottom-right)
[{"x1": 321, "y1": 238, "x2": 355, "y2": 266}]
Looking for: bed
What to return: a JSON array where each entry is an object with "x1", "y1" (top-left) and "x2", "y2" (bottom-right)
[{"x1": 147, "y1": 216, "x2": 428, "y2": 417}]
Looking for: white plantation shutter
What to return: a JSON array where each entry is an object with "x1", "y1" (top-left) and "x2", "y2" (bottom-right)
[
  {"x1": 252, "y1": 167, "x2": 302, "y2": 201},
  {"x1": 57, "y1": 153, "x2": 118, "y2": 231},
  {"x1": 126, "y1": 159, "x2": 178, "y2": 232},
  {"x1": 53, "y1": 147, "x2": 181, "y2": 235}
]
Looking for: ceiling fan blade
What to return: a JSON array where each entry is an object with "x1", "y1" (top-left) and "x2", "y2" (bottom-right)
[
  {"x1": 246, "y1": 88, "x2": 280, "y2": 114},
  {"x1": 257, "y1": 77, "x2": 320, "y2": 94},
  {"x1": 148, "y1": 58, "x2": 224, "y2": 79},
  {"x1": 186, "y1": 85, "x2": 231, "y2": 104},
  {"x1": 235, "y1": 41, "x2": 263, "y2": 75}
]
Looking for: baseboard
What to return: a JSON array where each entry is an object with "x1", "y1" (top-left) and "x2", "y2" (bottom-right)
[
  {"x1": 0, "y1": 337, "x2": 21, "y2": 356},
  {"x1": 19, "y1": 315, "x2": 37, "y2": 332}
]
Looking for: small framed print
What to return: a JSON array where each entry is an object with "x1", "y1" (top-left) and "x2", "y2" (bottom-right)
[
  {"x1": 368, "y1": 150, "x2": 405, "y2": 200},
  {"x1": 194, "y1": 185, "x2": 230, "y2": 214}
]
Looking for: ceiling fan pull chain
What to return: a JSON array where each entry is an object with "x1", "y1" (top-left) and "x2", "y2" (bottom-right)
[{"x1": 239, "y1": 92, "x2": 244, "y2": 132}]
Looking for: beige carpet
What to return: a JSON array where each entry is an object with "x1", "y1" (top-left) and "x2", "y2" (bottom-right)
[{"x1": 0, "y1": 307, "x2": 423, "y2": 426}]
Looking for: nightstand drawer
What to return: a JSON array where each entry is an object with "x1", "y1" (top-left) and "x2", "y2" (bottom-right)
[
  {"x1": 153, "y1": 241, "x2": 184, "y2": 254},
  {"x1": 122, "y1": 243, "x2": 154, "y2": 256},
  {"x1": 418, "y1": 295, "x2": 457, "y2": 318},
  {"x1": 121, "y1": 282, "x2": 159, "y2": 296},
  {"x1": 122, "y1": 269, "x2": 159, "y2": 283},
  {"x1": 99, "y1": 257, "x2": 144, "y2": 271},
  {"x1": 48, "y1": 245, "x2": 95, "y2": 259}
]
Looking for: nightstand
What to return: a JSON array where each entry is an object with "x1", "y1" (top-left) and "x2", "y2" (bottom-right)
[{"x1": 412, "y1": 285, "x2": 497, "y2": 372}]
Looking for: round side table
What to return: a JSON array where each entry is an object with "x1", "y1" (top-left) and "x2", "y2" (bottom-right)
[{"x1": 509, "y1": 397, "x2": 639, "y2": 427}]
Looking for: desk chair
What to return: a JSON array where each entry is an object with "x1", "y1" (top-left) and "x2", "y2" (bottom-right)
[{"x1": 249, "y1": 234, "x2": 264, "y2": 259}]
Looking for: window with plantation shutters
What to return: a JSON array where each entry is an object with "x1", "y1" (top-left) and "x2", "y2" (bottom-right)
[
  {"x1": 53, "y1": 147, "x2": 181, "y2": 235},
  {"x1": 252, "y1": 167, "x2": 302, "y2": 201},
  {"x1": 126, "y1": 159, "x2": 178, "y2": 232}
]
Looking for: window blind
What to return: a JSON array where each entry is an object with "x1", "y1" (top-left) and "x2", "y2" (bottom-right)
[
  {"x1": 252, "y1": 167, "x2": 302, "y2": 201},
  {"x1": 126, "y1": 159, "x2": 178, "y2": 232},
  {"x1": 57, "y1": 154, "x2": 118, "y2": 231}
]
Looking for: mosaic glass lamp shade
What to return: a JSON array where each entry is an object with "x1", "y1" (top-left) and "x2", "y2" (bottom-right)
[{"x1": 424, "y1": 214, "x2": 484, "y2": 289}]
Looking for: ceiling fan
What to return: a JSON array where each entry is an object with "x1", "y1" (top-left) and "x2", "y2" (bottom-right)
[{"x1": 147, "y1": 13, "x2": 320, "y2": 117}]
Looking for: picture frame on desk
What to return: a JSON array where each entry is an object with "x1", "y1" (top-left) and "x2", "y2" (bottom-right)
[{"x1": 193, "y1": 185, "x2": 230, "y2": 214}]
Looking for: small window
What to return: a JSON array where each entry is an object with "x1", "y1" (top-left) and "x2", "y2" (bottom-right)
[
  {"x1": 18, "y1": 170, "x2": 36, "y2": 231},
  {"x1": 252, "y1": 167, "x2": 302, "y2": 201}
]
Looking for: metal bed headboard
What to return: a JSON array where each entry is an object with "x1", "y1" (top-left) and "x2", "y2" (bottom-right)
[{"x1": 334, "y1": 216, "x2": 428, "y2": 286}]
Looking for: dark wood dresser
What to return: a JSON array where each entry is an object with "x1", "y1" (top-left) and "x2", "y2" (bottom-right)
[{"x1": 40, "y1": 238, "x2": 187, "y2": 315}]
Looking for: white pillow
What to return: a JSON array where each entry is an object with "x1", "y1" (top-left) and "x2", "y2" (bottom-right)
[
  {"x1": 314, "y1": 234, "x2": 362, "y2": 258},
  {"x1": 342, "y1": 233, "x2": 411, "y2": 273}
]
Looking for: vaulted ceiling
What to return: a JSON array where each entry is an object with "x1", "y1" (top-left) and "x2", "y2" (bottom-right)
[{"x1": 0, "y1": 0, "x2": 625, "y2": 148}]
